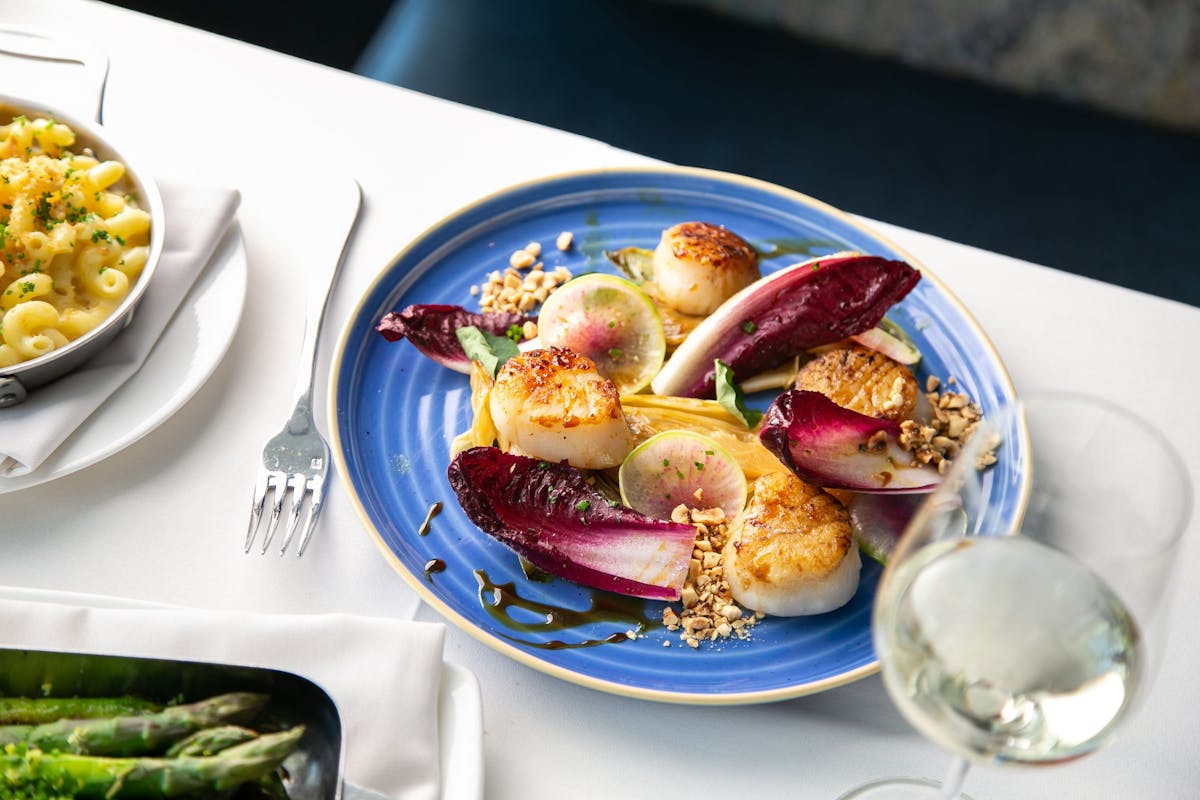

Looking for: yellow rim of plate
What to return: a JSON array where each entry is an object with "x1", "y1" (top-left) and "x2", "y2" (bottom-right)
[{"x1": 327, "y1": 164, "x2": 1028, "y2": 706}]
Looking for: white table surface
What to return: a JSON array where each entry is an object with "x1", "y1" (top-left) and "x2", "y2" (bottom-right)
[{"x1": 1, "y1": 2, "x2": 1198, "y2": 798}]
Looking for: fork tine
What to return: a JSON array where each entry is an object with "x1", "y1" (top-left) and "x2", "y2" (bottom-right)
[
  {"x1": 277, "y1": 473, "x2": 309, "y2": 556},
  {"x1": 244, "y1": 468, "x2": 271, "y2": 553},
  {"x1": 295, "y1": 474, "x2": 327, "y2": 557},
  {"x1": 259, "y1": 471, "x2": 288, "y2": 554}
]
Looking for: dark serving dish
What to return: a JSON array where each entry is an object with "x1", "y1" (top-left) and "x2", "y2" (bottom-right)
[{"x1": 0, "y1": 647, "x2": 351, "y2": 799}]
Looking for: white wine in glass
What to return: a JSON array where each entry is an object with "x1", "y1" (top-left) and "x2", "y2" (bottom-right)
[{"x1": 841, "y1": 393, "x2": 1191, "y2": 799}]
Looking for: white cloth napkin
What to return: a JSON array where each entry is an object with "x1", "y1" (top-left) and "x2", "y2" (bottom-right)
[
  {"x1": 0, "y1": 595, "x2": 447, "y2": 800},
  {"x1": 0, "y1": 182, "x2": 241, "y2": 477}
]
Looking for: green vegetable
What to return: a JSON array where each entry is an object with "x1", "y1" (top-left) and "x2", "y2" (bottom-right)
[
  {"x1": 713, "y1": 360, "x2": 762, "y2": 428},
  {"x1": 0, "y1": 726, "x2": 303, "y2": 798},
  {"x1": 455, "y1": 325, "x2": 519, "y2": 378},
  {"x1": 604, "y1": 246, "x2": 655, "y2": 283},
  {"x1": 0, "y1": 696, "x2": 161, "y2": 726},
  {"x1": 164, "y1": 726, "x2": 290, "y2": 800},
  {"x1": 9, "y1": 693, "x2": 268, "y2": 757},
  {"x1": 163, "y1": 725, "x2": 258, "y2": 758},
  {"x1": 0, "y1": 725, "x2": 32, "y2": 748}
]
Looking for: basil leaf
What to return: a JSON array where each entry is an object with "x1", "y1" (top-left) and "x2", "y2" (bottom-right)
[
  {"x1": 714, "y1": 359, "x2": 763, "y2": 428},
  {"x1": 456, "y1": 325, "x2": 520, "y2": 377}
]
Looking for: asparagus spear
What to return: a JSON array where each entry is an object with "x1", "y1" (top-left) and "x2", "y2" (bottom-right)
[
  {"x1": 0, "y1": 697, "x2": 162, "y2": 725},
  {"x1": 8, "y1": 693, "x2": 269, "y2": 757},
  {"x1": 0, "y1": 725, "x2": 304, "y2": 798},
  {"x1": 164, "y1": 725, "x2": 258, "y2": 758},
  {"x1": 165, "y1": 728, "x2": 294, "y2": 799}
]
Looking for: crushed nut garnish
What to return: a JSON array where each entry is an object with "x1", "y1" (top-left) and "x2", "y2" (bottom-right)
[
  {"x1": 473, "y1": 237, "x2": 575, "y2": 314},
  {"x1": 556, "y1": 231, "x2": 574, "y2": 251},
  {"x1": 662, "y1": 505, "x2": 761, "y2": 648},
  {"x1": 509, "y1": 249, "x2": 536, "y2": 269},
  {"x1": 898, "y1": 378, "x2": 998, "y2": 472},
  {"x1": 475, "y1": 263, "x2": 573, "y2": 315}
]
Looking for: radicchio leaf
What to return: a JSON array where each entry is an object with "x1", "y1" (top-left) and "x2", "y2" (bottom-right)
[
  {"x1": 651, "y1": 253, "x2": 921, "y2": 397},
  {"x1": 447, "y1": 447, "x2": 696, "y2": 599},
  {"x1": 759, "y1": 390, "x2": 940, "y2": 493},
  {"x1": 376, "y1": 304, "x2": 533, "y2": 373}
]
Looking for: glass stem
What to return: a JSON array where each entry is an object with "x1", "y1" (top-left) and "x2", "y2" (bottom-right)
[{"x1": 939, "y1": 757, "x2": 970, "y2": 800}]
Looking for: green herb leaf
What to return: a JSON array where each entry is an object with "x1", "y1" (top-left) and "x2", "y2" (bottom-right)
[
  {"x1": 456, "y1": 325, "x2": 519, "y2": 378},
  {"x1": 714, "y1": 359, "x2": 763, "y2": 428}
]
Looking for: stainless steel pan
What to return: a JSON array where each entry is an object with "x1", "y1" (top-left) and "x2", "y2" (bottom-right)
[
  {"x1": 0, "y1": 28, "x2": 166, "y2": 407},
  {"x1": 0, "y1": 646, "x2": 388, "y2": 800}
]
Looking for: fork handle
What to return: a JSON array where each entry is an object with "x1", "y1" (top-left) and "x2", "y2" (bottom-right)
[{"x1": 291, "y1": 178, "x2": 363, "y2": 407}]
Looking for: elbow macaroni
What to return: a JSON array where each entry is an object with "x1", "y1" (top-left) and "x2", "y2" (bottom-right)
[{"x1": 0, "y1": 114, "x2": 152, "y2": 367}]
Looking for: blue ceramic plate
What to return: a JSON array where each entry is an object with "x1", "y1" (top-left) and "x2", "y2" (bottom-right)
[{"x1": 330, "y1": 167, "x2": 1026, "y2": 705}]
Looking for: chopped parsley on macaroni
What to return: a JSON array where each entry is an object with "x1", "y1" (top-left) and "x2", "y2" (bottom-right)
[{"x1": 0, "y1": 114, "x2": 151, "y2": 367}]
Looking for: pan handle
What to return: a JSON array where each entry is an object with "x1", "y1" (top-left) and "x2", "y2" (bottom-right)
[{"x1": 0, "y1": 26, "x2": 110, "y2": 123}]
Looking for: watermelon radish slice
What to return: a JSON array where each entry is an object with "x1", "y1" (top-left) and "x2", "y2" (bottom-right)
[
  {"x1": 618, "y1": 431, "x2": 748, "y2": 522},
  {"x1": 848, "y1": 492, "x2": 967, "y2": 564},
  {"x1": 847, "y1": 493, "x2": 923, "y2": 565},
  {"x1": 537, "y1": 274, "x2": 667, "y2": 394}
]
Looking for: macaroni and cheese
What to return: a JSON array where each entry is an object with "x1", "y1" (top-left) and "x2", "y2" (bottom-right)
[{"x1": 0, "y1": 114, "x2": 152, "y2": 367}]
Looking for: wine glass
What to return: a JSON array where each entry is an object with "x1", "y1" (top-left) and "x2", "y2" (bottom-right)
[{"x1": 840, "y1": 392, "x2": 1193, "y2": 799}]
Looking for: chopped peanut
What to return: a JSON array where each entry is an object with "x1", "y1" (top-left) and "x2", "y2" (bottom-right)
[{"x1": 661, "y1": 506, "x2": 760, "y2": 648}]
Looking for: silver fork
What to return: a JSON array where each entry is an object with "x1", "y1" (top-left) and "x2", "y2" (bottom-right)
[{"x1": 244, "y1": 178, "x2": 363, "y2": 556}]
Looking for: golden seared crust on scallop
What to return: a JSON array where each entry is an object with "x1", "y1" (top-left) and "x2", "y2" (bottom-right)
[
  {"x1": 796, "y1": 345, "x2": 918, "y2": 421},
  {"x1": 722, "y1": 471, "x2": 860, "y2": 616},
  {"x1": 652, "y1": 221, "x2": 760, "y2": 315},
  {"x1": 495, "y1": 347, "x2": 624, "y2": 427},
  {"x1": 661, "y1": 222, "x2": 757, "y2": 270},
  {"x1": 489, "y1": 346, "x2": 633, "y2": 469}
]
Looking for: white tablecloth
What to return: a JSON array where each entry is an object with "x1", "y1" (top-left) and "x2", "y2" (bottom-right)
[{"x1": 0, "y1": 3, "x2": 1197, "y2": 798}]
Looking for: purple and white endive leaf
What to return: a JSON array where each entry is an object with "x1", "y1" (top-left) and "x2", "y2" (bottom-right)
[
  {"x1": 759, "y1": 390, "x2": 940, "y2": 493},
  {"x1": 651, "y1": 253, "x2": 921, "y2": 398},
  {"x1": 447, "y1": 447, "x2": 696, "y2": 599},
  {"x1": 376, "y1": 304, "x2": 533, "y2": 373}
]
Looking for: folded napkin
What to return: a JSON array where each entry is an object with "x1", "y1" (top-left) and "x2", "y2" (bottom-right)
[
  {"x1": 0, "y1": 594, "x2": 447, "y2": 800},
  {"x1": 0, "y1": 182, "x2": 241, "y2": 477}
]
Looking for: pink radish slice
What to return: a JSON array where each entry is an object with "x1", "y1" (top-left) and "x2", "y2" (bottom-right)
[
  {"x1": 537, "y1": 274, "x2": 666, "y2": 393},
  {"x1": 619, "y1": 431, "x2": 748, "y2": 522}
]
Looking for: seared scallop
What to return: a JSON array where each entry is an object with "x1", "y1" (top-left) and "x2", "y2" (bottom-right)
[
  {"x1": 723, "y1": 471, "x2": 860, "y2": 616},
  {"x1": 489, "y1": 346, "x2": 634, "y2": 469},
  {"x1": 651, "y1": 221, "x2": 760, "y2": 315},
  {"x1": 796, "y1": 345, "x2": 919, "y2": 421}
]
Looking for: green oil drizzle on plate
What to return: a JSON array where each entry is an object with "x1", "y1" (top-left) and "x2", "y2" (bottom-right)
[{"x1": 755, "y1": 237, "x2": 845, "y2": 260}]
